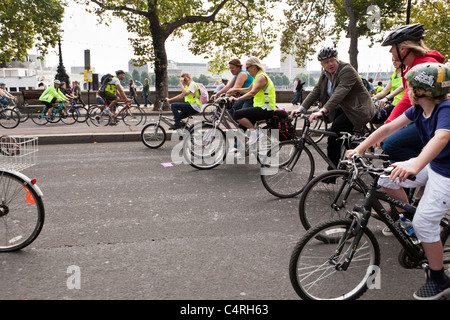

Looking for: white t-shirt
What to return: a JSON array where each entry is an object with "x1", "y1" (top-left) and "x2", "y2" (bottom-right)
[{"x1": 187, "y1": 83, "x2": 201, "y2": 112}]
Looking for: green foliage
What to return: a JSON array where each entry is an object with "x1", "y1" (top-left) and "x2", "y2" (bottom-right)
[
  {"x1": 280, "y1": 0, "x2": 403, "y2": 67},
  {"x1": 410, "y1": 0, "x2": 450, "y2": 61},
  {"x1": 0, "y1": 0, "x2": 65, "y2": 62},
  {"x1": 132, "y1": 69, "x2": 141, "y2": 83},
  {"x1": 76, "y1": 0, "x2": 280, "y2": 74}
]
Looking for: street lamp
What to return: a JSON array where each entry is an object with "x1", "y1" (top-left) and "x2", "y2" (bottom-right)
[{"x1": 55, "y1": 29, "x2": 70, "y2": 87}]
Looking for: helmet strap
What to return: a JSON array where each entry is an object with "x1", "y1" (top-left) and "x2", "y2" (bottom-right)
[{"x1": 396, "y1": 44, "x2": 412, "y2": 77}]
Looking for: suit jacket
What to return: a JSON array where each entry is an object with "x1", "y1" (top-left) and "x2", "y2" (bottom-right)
[{"x1": 303, "y1": 61, "x2": 375, "y2": 131}]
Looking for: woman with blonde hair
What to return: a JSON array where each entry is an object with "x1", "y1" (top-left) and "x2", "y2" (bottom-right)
[
  {"x1": 379, "y1": 23, "x2": 445, "y2": 163},
  {"x1": 167, "y1": 73, "x2": 203, "y2": 130},
  {"x1": 229, "y1": 57, "x2": 276, "y2": 145}
]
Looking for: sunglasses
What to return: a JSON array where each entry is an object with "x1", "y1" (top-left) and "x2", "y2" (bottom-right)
[{"x1": 245, "y1": 65, "x2": 253, "y2": 70}]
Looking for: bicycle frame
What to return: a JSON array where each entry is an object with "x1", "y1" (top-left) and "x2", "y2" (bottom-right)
[{"x1": 337, "y1": 159, "x2": 426, "y2": 271}]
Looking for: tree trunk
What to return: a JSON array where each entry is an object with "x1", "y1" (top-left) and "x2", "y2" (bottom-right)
[
  {"x1": 151, "y1": 29, "x2": 170, "y2": 111},
  {"x1": 344, "y1": 0, "x2": 359, "y2": 71}
]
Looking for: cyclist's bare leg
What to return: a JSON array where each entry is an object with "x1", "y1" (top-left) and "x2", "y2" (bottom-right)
[{"x1": 422, "y1": 241, "x2": 444, "y2": 271}]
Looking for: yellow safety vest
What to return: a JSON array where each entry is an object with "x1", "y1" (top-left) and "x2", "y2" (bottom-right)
[{"x1": 253, "y1": 71, "x2": 276, "y2": 110}]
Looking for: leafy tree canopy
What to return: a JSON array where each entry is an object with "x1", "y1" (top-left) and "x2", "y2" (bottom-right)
[{"x1": 0, "y1": 0, "x2": 65, "y2": 62}]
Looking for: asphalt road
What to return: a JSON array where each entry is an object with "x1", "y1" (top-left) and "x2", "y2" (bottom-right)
[{"x1": 0, "y1": 140, "x2": 427, "y2": 303}]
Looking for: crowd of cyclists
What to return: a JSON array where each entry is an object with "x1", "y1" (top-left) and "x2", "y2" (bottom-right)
[
  {"x1": 0, "y1": 21, "x2": 449, "y2": 300},
  {"x1": 158, "y1": 22, "x2": 450, "y2": 300}
]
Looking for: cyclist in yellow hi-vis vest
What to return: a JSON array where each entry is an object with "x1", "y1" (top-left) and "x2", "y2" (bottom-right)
[
  {"x1": 99, "y1": 70, "x2": 132, "y2": 119},
  {"x1": 230, "y1": 57, "x2": 276, "y2": 145},
  {"x1": 167, "y1": 73, "x2": 202, "y2": 130},
  {"x1": 39, "y1": 79, "x2": 68, "y2": 118}
]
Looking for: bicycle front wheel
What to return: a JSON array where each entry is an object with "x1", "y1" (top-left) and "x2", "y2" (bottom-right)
[
  {"x1": 141, "y1": 123, "x2": 166, "y2": 149},
  {"x1": 60, "y1": 109, "x2": 78, "y2": 125},
  {"x1": 74, "y1": 106, "x2": 89, "y2": 123},
  {"x1": 0, "y1": 109, "x2": 20, "y2": 129},
  {"x1": 14, "y1": 106, "x2": 30, "y2": 123},
  {"x1": 299, "y1": 170, "x2": 367, "y2": 230},
  {"x1": 0, "y1": 171, "x2": 45, "y2": 251},
  {"x1": 122, "y1": 107, "x2": 144, "y2": 126},
  {"x1": 183, "y1": 122, "x2": 227, "y2": 170},
  {"x1": 289, "y1": 218, "x2": 380, "y2": 300},
  {"x1": 260, "y1": 140, "x2": 314, "y2": 198}
]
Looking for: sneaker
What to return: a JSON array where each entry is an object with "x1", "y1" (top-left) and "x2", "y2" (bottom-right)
[
  {"x1": 414, "y1": 268, "x2": 450, "y2": 300},
  {"x1": 247, "y1": 129, "x2": 259, "y2": 145},
  {"x1": 381, "y1": 226, "x2": 393, "y2": 236},
  {"x1": 169, "y1": 123, "x2": 182, "y2": 130},
  {"x1": 229, "y1": 147, "x2": 238, "y2": 154},
  {"x1": 104, "y1": 108, "x2": 113, "y2": 116}
]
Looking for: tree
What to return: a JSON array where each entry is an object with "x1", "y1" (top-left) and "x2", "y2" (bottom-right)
[
  {"x1": 132, "y1": 69, "x2": 141, "y2": 83},
  {"x1": 141, "y1": 70, "x2": 150, "y2": 82},
  {"x1": 0, "y1": 0, "x2": 65, "y2": 62},
  {"x1": 76, "y1": 0, "x2": 279, "y2": 109},
  {"x1": 410, "y1": 0, "x2": 450, "y2": 60},
  {"x1": 280, "y1": 0, "x2": 404, "y2": 71},
  {"x1": 197, "y1": 74, "x2": 209, "y2": 86}
]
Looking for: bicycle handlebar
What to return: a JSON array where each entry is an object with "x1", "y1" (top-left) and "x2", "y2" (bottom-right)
[{"x1": 349, "y1": 154, "x2": 416, "y2": 181}]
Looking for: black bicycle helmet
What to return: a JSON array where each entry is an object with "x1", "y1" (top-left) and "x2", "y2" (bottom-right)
[
  {"x1": 381, "y1": 23, "x2": 425, "y2": 46},
  {"x1": 116, "y1": 70, "x2": 125, "y2": 76},
  {"x1": 317, "y1": 47, "x2": 338, "y2": 61}
]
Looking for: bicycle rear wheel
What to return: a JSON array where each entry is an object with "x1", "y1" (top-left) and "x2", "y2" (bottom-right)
[
  {"x1": 141, "y1": 123, "x2": 166, "y2": 149},
  {"x1": 88, "y1": 106, "x2": 111, "y2": 127},
  {"x1": 122, "y1": 106, "x2": 144, "y2": 126},
  {"x1": 260, "y1": 140, "x2": 314, "y2": 198},
  {"x1": 299, "y1": 170, "x2": 367, "y2": 230},
  {"x1": 0, "y1": 171, "x2": 45, "y2": 251},
  {"x1": 31, "y1": 107, "x2": 48, "y2": 126},
  {"x1": 0, "y1": 109, "x2": 20, "y2": 129},
  {"x1": 289, "y1": 218, "x2": 380, "y2": 300},
  {"x1": 183, "y1": 122, "x2": 227, "y2": 170},
  {"x1": 202, "y1": 103, "x2": 219, "y2": 122}
]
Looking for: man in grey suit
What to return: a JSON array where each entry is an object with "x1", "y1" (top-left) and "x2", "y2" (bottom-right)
[{"x1": 292, "y1": 47, "x2": 375, "y2": 170}]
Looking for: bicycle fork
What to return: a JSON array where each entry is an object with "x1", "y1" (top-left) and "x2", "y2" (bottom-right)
[{"x1": 330, "y1": 207, "x2": 370, "y2": 271}]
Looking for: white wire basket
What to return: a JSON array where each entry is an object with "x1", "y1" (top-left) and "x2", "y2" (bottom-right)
[{"x1": 0, "y1": 136, "x2": 38, "y2": 171}]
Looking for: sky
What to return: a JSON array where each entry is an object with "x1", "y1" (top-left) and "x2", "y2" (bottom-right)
[{"x1": 44, "y1": 2, "x2": 395, "y2": 76}]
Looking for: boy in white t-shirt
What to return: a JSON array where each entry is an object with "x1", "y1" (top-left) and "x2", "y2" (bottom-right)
[{"x1": 346, "y1": 63, "x2": 450, "y2": 300}]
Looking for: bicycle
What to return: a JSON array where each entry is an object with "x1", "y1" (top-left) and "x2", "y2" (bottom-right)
[
  {"x1": 88, "y1": 99, "x2": 145, "y2": 127},
  {"x1": 66, "y1": 99, "x2": 88, "y2": 123},
  {"x1": 141, "y1": 98, "x2": 194, "y2": 149},
  {"x1": 0, "y1": 105, "x2": 20, "y2": 129},
  {"x1": 298, "y1": 151, "x2": 390, "y2": 230},
  {"x1": 31, "y1": 101, "x2": 77, "y2": 125},
  {"x1": 6, "y1": 98, "x2": 30, "y2": 123},
  {"x1": 260, "y1": 114, "x2": 364, "y2": 198},
  {"x1": 289, "y1": 155, "x2": 450, "y2": 300},
  {"x1": 0, "y1": 136, "x2": 45, "y2": 252},
  {"x1": 182, "y1": 96, "x2": 285, "y2": 170}
]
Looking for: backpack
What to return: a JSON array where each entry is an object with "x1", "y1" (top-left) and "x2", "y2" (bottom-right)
[
  {"x1": 192, "y1": 82, "x2": 209, "y2": 104},
  {"x1": 361, "y1": 77, "x2": 371, "y2": 92},
  {"x1": 271, "y1": 111, "x2": 295, "y2": 141},
  {"x1": 99, "y1": 73, "x2": 113, "y2": 91}
]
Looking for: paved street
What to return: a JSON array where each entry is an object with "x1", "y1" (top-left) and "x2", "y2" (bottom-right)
[{"x1": 0, "y1": 139, "x2": 427, "y2": 302}]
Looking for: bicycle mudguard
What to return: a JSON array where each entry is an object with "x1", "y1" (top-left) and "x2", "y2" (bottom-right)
[{"x1": 2, "y1": 170, "x2": 44, "y2": 197}]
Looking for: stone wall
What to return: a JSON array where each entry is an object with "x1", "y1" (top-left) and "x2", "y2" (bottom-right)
[{"x1": 12, "y1": 89, "x2": 312, "y2": 105}]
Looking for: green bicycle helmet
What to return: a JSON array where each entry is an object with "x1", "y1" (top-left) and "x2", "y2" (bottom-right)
[{"x1": 405, "y1": 63, "x2": 450, "y2": 97}]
